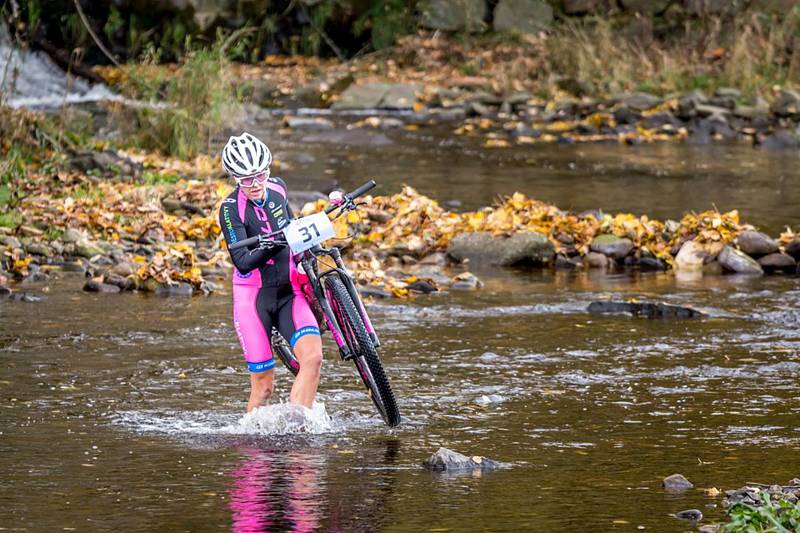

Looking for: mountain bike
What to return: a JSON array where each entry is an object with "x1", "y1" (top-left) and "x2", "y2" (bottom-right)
[{"x1": 229, "y1": 181, "x2": 400, "y2": 427}]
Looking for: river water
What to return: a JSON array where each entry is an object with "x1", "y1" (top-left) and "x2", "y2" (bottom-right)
[{"x1": 3, "y1": 120, "x2": 800, "y2": 532}]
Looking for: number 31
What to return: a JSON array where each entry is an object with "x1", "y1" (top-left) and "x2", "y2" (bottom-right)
[{"x1": 299, "y1": 222, "x2": 321, "y2": 243}]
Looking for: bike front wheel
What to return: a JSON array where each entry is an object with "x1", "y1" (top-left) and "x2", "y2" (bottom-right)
[{"x1": 326, "y1": 276, "x2": 401, "y2": 427}]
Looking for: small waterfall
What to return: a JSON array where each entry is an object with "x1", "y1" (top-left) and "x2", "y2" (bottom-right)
[{"x1": 0, "y1": 23, "x2": 117, "y2": 108}]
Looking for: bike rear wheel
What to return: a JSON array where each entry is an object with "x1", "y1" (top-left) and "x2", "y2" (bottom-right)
[
  {"x1": 326, "y1": 276, "x2": 400, "y2": 427},
  {"x1": 271, "y1": 329, "x2": 300, "y2": 376}
]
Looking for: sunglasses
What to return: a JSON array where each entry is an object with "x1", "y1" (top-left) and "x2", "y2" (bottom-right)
[{"x1": 234, "y1": 171, "x2": 269, "y2": 188}]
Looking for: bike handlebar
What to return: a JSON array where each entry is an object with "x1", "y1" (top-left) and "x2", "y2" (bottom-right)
[{"x1": 228, "y1": 180, "x2": 377, "y2": 251}]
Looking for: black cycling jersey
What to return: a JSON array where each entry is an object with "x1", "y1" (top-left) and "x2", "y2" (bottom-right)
[{"x1": 218, "y1": 177, "x2": 296, "y2": 288}]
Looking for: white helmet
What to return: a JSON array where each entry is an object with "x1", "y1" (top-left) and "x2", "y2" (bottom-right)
[{"x1": 221, "y1": 132, "x2": 272, "y2": 177}]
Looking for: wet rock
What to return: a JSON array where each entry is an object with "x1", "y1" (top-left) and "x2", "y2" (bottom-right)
[
  {"x1": 154, "y1": 282, "x2": 194, "y2": 297},
  {"x1": 757, "y1": 252, "x2": 797, "y2": 273},
  {"x1": 733, "y1": 104, "x2": 769, "y2": 121},
  {"x1": 10, "y1": 292, "x2": 47, "y2": 302},
  {"x1": 718, "y1": 246, "x2": 763, "y2": 275},
  {"x1": 589, "y1": 234, "x2": 634, "y2": 260},
  {"x1": 450, "y1": 272, "x2": 483, "y2": 290},
  {"x1": 697, "y1": 525, "x2": 721, "y2": 533},
  {"x1": 612, "y1": 105, "x2": 641, "y2": 125},
  {"x1": 585, "y1": 251, "x2": 609, "y2": 269},
  {"x1": 755, "y1": 130, "x2": 800, "y2": 150},
  {"x1": 735, "y1": 230, "x2": 779, "y2": 257},
  {"x1": 25, "y1": 242, "x2": 51, "y2": 257},
  {"x1": 419, "y1": 252, "x2": 448, "y2": 266},
  {"x1": 785, "y1": 238, "x2": 800, "y2": 260},
  {"x1": 770, "y1": 89, "x2": 800, "y2": 117},
  {"x1": 685, "y1": 121, "x2": 713, "y2": 145},
  {"x1": 423, "y1": 447, "x2": 504, "y2": 472},
  {"x1": 639, "y1": 256, "x2": 668, "y2": 271},
  {"x1": 407, "y1": 280, "x2": 438, "y2": 294},
  {"x1": 555, "y1": 255, "x2": 584, "y2": 270},
  {"x1": 447, "y1": 232, "x2": 555, "y2": 266},
  {"x1": 493, "y1": 0, "x2": 553, "y2": 34},
  {"x1": 359, "y1": 286, "x2": 393, "y2": 299},
  {"x1": 615, "y1": 91, "x2": 661, "y2": 111},
  {"x1": 104, "y1": 273, "x2": 134, "y2": 290},
  {"x1": 420, "y1": 0, "x2": 487, "y2": 32},
  {"x1": 83, "y1": 279, "x2": 121, "y2": 293},
  {"x1": 282, "y1": 116, "x2": 334, "y2": 130},
  {"x1": 588, "y1": 301, "x2": 705, "y2": 318},
  {"x1": 0, "y1": 285, "x2": 10, "y2": 295},
  {"x1": 674, "y1": 509, "x2": 703, "y2": 522},
  {"x1": 675, "y1": 240, "x2": 707, "y2": 270},
  {"x1": 409, "y1": 265, "x2": 452, "y2": 286},
  {"x1": 663, "y1": 473, "x2": 694, "y2": 491}
]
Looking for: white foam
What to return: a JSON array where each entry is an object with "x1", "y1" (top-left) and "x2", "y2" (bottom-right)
[{"x1": 234, "y1": 401, "x2": 333, "y2": 435}]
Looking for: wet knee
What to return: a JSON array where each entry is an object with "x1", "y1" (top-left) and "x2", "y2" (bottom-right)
[{"x1": 300, "y1": 350, "x2": 323, "y2": 375}]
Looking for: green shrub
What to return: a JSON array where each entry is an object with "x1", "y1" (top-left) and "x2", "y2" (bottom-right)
[{"x1": 723, "y1": 492, "x2": 800, "y2": 532}]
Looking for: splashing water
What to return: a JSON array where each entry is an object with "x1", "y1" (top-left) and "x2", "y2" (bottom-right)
[{"x1": 234, "y1": 402, "x2": 333, "y2": 435}]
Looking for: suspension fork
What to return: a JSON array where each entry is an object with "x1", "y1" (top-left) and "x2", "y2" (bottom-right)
[{"x1": 327, "y1": 247, "x2": 381, "y2": 348}]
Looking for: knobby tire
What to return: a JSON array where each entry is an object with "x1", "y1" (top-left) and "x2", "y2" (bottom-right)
[{"x1": 326, "y1": 276, "x2": 401, "y2": 427}]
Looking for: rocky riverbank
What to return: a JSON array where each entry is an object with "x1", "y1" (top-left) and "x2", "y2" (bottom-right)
[{"x1": 1, "y1": 145, "x2": 799, "y2": 301}]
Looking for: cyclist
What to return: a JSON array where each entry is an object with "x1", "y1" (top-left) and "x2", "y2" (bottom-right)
[{"x1": 218, "y1": 132, "x2": 322, "y2": 412}]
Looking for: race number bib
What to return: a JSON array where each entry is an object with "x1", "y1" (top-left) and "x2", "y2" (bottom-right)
[{"x1": 284, "y1": 212, "x2": 336, "y2": 254}]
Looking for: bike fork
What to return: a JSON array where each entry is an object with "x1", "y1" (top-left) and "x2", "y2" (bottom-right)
[{"x1": 329, "y1": 248, "x2": 381, "y2": 348}]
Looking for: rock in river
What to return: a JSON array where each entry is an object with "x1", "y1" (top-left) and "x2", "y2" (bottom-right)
[
  {"x1": 589, "y1": 234, "x2": 634, "y2": 260},
  {"x1": 423, "y1": 447, "x2": 505, "y2": 472},
  {"x1": 447, "y1": 231, "x2": 554, "y2": 267},
  {"x1": 718, "y1": 246, "x2": 763, "y2": 275},
  {"x1": 83, "y1": 279, "x2": 121, "y2": 293},
  {"x1": 588, "y1": 301, "x2": 705, "y2": 318},
  {"x1": 785, "y1": 238, "x2": 800, "y2": 260},
  {"x1": 663, "y1": 473, "x2": 694, "y2": 491},
  {"x1": 154, "y1": 282, "x2": 194, "y2": 297},
  {"x1": 674, "y1": 509, "x2": 703, "y2": 522},
  {"x1": 735, "y1": 230, "x2": 779, "y2": 257},
  {"x1": 757, "y1": 252, "x2": 797, "y2": 273}
]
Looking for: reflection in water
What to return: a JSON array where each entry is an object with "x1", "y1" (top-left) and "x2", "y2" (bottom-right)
[
  {"x1": 229, "y1": 440, "x2": 400, "y2": 532},
  {"x1": 230, "y1": 448, "x2": 324, "y2": 533}
]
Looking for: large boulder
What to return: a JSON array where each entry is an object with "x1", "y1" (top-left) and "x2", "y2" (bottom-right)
[
  {"x1": 420, "y1": 0, "x2": 487, "y2": 32},
  {"x1": 757, "y1": 252, "x2": 797, "y2": 273},
  {"x1": 589, "y1": 234, "x2": 634, "y2": 259},
  {"x1": 718, "y1": 246, "x2": 763, "y2": 275},
  {"x1": 493, "y1": 0, "x2": 554, "y2": 34},
  {"x1": 331, "y1": 83, "x2": 421, "y2": 110},
  {"x1": 447, "y1": 232, "x2": 555, "y2": 266},
  {"x1": 735, "y1": 230, "x2": 779, "y2": 257}
]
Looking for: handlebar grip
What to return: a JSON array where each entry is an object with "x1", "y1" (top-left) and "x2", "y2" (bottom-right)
[
  {"x1": 229, "y1": 235, "x2": 260, "y2": 250},
  {"x1": 349, "y1": 180, "x2": 377, "y2": 200},
  {"x1": 325, "y1": 180, "x2": 377, "y2": 214}
]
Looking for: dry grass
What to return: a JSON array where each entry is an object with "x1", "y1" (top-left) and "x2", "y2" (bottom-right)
[{"x1": 544, "y1": 9, "x2": 800, "y2": 97}]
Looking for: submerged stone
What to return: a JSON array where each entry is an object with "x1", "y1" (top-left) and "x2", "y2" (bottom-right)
[
  {"x1": 674, "y1": 509, "x2": 703, "y2": 521},
  {"x1": 588, "y1": 301, "x2": 705, "y2": 318},
  {"x1": 663, "y1": 473, "x2": 694, "y2": 491},
  {"x1": 423, "y1": 447, "x2": 505, "y2": 472}
]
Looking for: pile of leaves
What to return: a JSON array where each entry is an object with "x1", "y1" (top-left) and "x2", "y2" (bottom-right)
[{"x1": 309, "y1": 186, "x2": 750, "y2": 268}]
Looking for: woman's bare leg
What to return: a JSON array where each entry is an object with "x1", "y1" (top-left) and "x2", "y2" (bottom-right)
[
  {"x1": 289, "y1": 335, "x2": 323, "y2": 408},
  {"x1": 247, "y1": 369, "x2": 275, "y2": 412}
]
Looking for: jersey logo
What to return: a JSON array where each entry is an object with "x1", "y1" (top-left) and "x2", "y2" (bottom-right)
[{"x1": 223, "y1": 198, "x2": 236, "y2": 203}]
